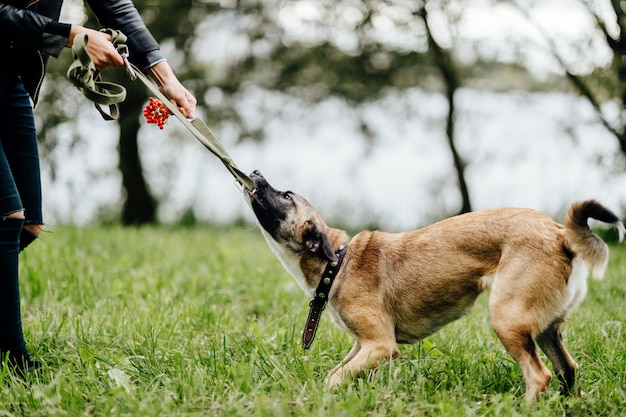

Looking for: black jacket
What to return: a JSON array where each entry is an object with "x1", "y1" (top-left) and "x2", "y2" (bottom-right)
[{"x1": 0, "y1": 0, "x2": 164, "y2": 104}]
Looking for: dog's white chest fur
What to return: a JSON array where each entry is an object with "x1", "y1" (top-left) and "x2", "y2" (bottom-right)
[
  {"x1": 258, "y1": 228, "x2": 315, "y2": 298},
  {"x1": 258, "y1": 228, "x2": 350, "y2": 331}
]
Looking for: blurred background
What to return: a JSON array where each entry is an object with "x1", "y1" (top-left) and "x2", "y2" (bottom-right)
[{"x1": 39, "y1": 0, "x2": 626, "y2": 231}]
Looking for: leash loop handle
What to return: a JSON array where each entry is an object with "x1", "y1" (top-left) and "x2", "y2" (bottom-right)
[{"x1": 67, "y1": 31, "x2": 127, "y2": 120}]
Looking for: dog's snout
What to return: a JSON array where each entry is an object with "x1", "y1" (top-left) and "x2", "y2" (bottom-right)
[{"x1": 249, "y1": 170, "x2": 268, "y2": 188}]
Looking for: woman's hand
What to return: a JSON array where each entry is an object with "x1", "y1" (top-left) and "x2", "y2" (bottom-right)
[
  {"x1": 66, "y1": 26, "x2": 196, "y2": 118},
  {"x1": 67, "y1": 26, "x2": 124, "y2": 71},
  {"x1": 148, "y1": 61, "x2": 197, "y2": 119}
]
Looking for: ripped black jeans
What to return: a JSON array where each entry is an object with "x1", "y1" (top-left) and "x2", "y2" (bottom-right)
[{"x1": 0, "y1": 75, "x2": 43, "y2": 356}]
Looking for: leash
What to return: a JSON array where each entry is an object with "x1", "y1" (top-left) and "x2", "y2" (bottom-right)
[
  {"x1": 67, "y1": 31, "x2": 126, "y2": 120},
  {"x1": 67, "y1": 29, "x2": 253, "y2": 191},
  {"x1": 302, "y1": 244, "x2": 348, "y2": 349}
]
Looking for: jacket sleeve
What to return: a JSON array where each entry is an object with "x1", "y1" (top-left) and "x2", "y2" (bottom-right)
[
  {"x1": 0, "y1": 2, "x2": 70, "y2": 58},
  {"x1": 85, "y1": 0, "x2": 165, "y2": 70}
]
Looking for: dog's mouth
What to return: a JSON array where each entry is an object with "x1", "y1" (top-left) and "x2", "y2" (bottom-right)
[
  {"x1": 244, "y1": 170, "x2": 268, "y2": 208},
  {"x1": 244, "y1": 170, "x2": 288, "y2": 238},
  {"x1": 244, "y1": 186, "x2": 258, "y2": 200}
]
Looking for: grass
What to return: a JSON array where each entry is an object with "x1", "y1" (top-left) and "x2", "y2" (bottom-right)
[{"x1": 2, "y1": 224, "x2": 625, "y2": 416}]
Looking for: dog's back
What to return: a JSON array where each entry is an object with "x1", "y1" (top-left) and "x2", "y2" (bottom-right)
[{"x1": 338, "y1": 206, "x2": 585, "y2": 343}]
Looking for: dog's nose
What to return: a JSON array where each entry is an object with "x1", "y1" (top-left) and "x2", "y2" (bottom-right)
[
  {"x1": 249, "y1": 170, "x2": 267, "y2": 187},
  {"x1": 250, "y1": 170, "x2": 266, "y2": 181}
]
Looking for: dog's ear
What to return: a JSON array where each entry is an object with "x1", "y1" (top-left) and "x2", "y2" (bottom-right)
[{"x1": 303, "y1": 220, "x2": 338, "y2": 263}]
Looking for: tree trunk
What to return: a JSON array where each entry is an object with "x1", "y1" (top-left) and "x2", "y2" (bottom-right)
[
  {"x1": 81, "y1": 12, "x2": 158, "y2": 225},
  {"x1": 117, "y1": 77, "x2": 157, "y2": 225},
  {"x1": 445, "y1": 88, "x2": 472, "y2": 214},
  {"x1": 419, "y1": 5, "x2": 472, "y2": 214}
]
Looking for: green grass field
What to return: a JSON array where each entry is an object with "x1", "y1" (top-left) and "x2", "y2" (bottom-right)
[{"x1": 2, "y1": 225, "x2": 625, "y2": 416}]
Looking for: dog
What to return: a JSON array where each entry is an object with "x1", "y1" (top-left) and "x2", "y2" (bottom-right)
[{"x1": 244, "y1": 170, "x2": 624, "y2": 402}]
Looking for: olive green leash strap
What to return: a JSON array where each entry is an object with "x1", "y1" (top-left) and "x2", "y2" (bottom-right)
[
  {"x1": 67, "y1": 29, "x2": 253, "y2": 190},
  {"x1": 123, "y1": 59, "x2": 254, "y2": 190},
  {"x1": 67, "y1": 31, "x2": 127, "y2": 120}
]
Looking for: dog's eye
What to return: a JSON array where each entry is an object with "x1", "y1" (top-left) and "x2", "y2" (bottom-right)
[{"x1": 283, "y1": 192, "x2": 291, "y2": 200}]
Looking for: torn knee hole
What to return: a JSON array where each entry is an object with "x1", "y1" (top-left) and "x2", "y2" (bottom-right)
[{"x1": 2, "y1": 209, "x2": 26, "y2": 221}]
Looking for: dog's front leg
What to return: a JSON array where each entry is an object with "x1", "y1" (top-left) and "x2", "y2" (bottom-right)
[
  {"x1": 326, "y1": 340, "x2": 400, "y2": 387},
  {"x1": 326, "y1": 341, "x2": 361, "y2": 384}
]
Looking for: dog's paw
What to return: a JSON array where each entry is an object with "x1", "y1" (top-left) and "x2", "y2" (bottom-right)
[{"x1": 326, "y1": 371, "x2": 344, "y2": 389}]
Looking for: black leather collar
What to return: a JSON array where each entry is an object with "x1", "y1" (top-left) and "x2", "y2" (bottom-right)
[{"x1": 302, "y1": 244, "x2": 348, "y2": 349}]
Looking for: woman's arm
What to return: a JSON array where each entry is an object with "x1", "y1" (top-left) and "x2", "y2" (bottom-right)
[
  {"x1": 84, "y1": 0, "x2": 162, "y2": 70},
  {"x1": 0, "y1": 2, "x2": 69, "y2": 58},
  {"x1": 66, "y1": 24, "x2": 196, "y2": 117},
  {"x1": 0, "y1": 0, "x2": 196, "y2": 117},
  {"x1": 85, "y1": 0, "x2": 196, "y2": 117}
]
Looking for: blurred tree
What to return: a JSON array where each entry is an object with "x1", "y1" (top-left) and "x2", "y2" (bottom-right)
[
  {"x1": 38, "y1": 0, "x2": 476, "y2": 224},
  {"x1": 573, "y1": 0, "x2": 626, "y2": 159},
  {"x1": 86, "y1": 0, "x2": 210, "y2": 224},
  {"x1": 515, "y1": 0, "x2": 626, "y2": 162},
  {"x1": 217, "y1": 0, "x2": 473, "y2": 214},
  {"x1": 418, "y1": 3, "x2": 471, "y2": 214},
  {"x1": 40, "y1": 0, "x2": 211, "y2": 225}
]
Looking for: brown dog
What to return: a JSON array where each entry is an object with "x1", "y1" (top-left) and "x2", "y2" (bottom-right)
[{"x1": 244, "y1": 170, "x2": 624, "y2": 402}]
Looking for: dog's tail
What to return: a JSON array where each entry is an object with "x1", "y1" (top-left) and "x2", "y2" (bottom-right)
[{"x1": 564, "y1": 200, "x2": 625, "y2": 279}]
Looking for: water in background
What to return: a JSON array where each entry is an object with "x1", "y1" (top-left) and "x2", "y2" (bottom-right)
[{"x1": 41, "y1": 88, "x2": 626, "y2": 230}]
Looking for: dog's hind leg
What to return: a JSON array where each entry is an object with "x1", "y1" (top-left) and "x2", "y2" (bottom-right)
[
  {"x1": 536, "y1": 321, "x2": 578, "y2": 395},
  {"x1": 489, "y1": 283, "x2": 552, "y2": 403},
  {"x1": 490, "y1": 320, "x2": 552, "y2": 402}
]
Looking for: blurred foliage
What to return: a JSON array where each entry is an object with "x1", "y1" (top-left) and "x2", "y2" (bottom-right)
[
  {"x1": 506, "y1": 0, "x2": 626, "y2": 160},
  {"x1": 35, "y1": 0, "x2": 625, "y2": 223},
  {"x1": 36, "y1": 0, "x2": 460, "y2": 223}
]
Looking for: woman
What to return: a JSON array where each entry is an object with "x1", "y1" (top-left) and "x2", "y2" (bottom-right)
[{"x1": 0, "y1": 0, "x2": 196, "y2": 375}]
